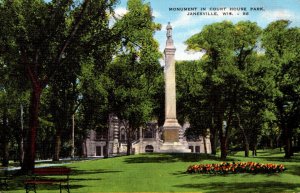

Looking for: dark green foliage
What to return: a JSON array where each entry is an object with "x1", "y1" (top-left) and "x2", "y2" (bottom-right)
[
  {"x1": 0, "y1": 0, "x2": 119, "y2": 171},
  {"x1": 182, "y1": 21, "x2": 287, "y2": 159},
  {"x1": 262, "y1": 20, "x2": 300, "y2": 158},
  {"x1": 105, "y1": 0, "x2": 162, "y2": 155}
]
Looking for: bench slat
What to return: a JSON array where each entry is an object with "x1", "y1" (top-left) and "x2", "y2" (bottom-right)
[{"x1": 33, "y1": 168, "x2": 71, "y2": 175}]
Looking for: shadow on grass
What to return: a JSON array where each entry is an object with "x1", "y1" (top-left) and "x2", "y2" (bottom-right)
[
  {"x1": 174, "y1": 181, "x2": 300, "y2": 192},
  {"x1": 3, "y1": 175, "x2": 85, "y2": 192},
  {"x1": 2, "y1": 168, "x2": 116, "y2": 192},
  {"x1": 71, "y1": 178, "x2": 102, "y2": 181},
  {"x1": 69, "y1": 168, "x2": 122, "y2": 182},
  {"x1": 70, "y1": 168, "x2": 122, "y2": 176},
  {"x1": 170, "y1": 170, "x2": 189, "y2": 177},
  {"x1": 285, "y1": 165, "x2": 300, "y2": 176},
  {"x1": 260, "y1": 155, "x2": 300, "y2": 163},
  {"x1": 124, "y1": 153, "x2": 234, "y2": 164}
]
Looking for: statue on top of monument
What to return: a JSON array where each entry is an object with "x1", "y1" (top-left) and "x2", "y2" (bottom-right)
[
  {"x1": 166, "y1": 22, "x2": 174, "y2": 48},
  {"x1": 166, "y1": 22, "x2": 172, "y2": 39}
]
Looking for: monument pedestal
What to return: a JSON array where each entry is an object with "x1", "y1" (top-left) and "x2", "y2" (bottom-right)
[
  {"x1": 163, "y1": 119, "x2": 181, "y2": 142},
  {"x1": 159, "y1": 142, "x2": 191, "y2": 153},
  {"x1": 160, "y1": 119, "x2": 191, "y2": 153}
]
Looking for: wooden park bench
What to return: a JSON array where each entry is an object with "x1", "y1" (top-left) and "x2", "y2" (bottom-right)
[{"x1": 24, "y1": 167, "x2": 71, "y2": 193}]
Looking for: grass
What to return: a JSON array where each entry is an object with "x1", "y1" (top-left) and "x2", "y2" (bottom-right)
[{"x1": 2, "y1": 149, "x2": 300, "y2": 193}]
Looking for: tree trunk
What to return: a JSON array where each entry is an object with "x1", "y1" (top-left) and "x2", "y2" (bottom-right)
[
  {"x1": 127, "y1": 140, "x2": 132, "y2": 155},
  {"x1": 103, "y1": 117, "x2": 110, "y2": 158},
  {"x1": 126, "y1": 129, "x2": 132, "y2": 155},
  {"x1": 209, "y1": 114, "x2": 218, "y2": 155},
  {"x1": 278, "y1": 103, "x2": 293, "y2": 158},
  {"x1": 19, "y1": 104, "x2": 24, "y2": 166},
  {"x1": 51, "y1": 85, "x2": 63, "y2": 162},
  {"x1": 210, "y1": 129, "x2": 217, "y2": 155},
  {"x1": 80, "y1": 141, "x2": 87, "y2": 158},
  {"x1": 71, "y1": 114, "x2": 75, "y2": 158},
  {"x1": 22, "y1": 88, "x2": 41, "y2": 173},
  {"x1": 244, "y1": 140, "x2": 249, "y2": 157},
  {"x1": 252, "y1": 144, "x2": 257, "y2": 157},
  {"x1": 203, "y1": 136, "x2": 207, "y2": 155},
  {"x1": 237, "y1": 115, "x2": 249, "y2": 157},
  {"x1": 84, "y1": 141, "x2": 88, "y2": 157},
  {"x1": 53, "y1": 132, "x2": 61, "y2": 161},
  {"x1": 220, "y1": 109, "x2": 234, "y2": 160},
  {"x1": 104, "y1": 123, "x2": 110, "y2": 158},
  {"x1": 289, "y1": 137, "x2": 294, "y2": 156},
  {"x1": 2, "y1": 142, "x2": 9, "y2": 167},
  {"x1": 219, "y1": 118, "x2": 227, "y2": 159},
  {"x1": 220, "y1": 136, "x2": 227, "y2": 159},
  {"x1": 242, "y1": 133, "x2": 249, "y2": 157},
  {"x1": 283, "y1": 122, "x2": 293, "y2": 158},
  {"x1": 1, "y1": 108, "x2": 9, "y2": 167},
  {"x1": 270, "y1": 139, "x2": 273, "y2": 149},
  {"x1": 298, "y1": 134, "x2": 300, "y2": 148},
  {"x1": 18, "y1": 138, "x2": 24, "y2": 166},
  {"x1": 219, "y1": 117, "x2": 228, "y2": 160},
  {"x1": 277, "y1": 135, "x2": 281, "y2": 149}
]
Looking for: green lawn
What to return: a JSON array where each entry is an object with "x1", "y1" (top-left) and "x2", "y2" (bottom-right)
[{"x1": 4, "y1": 149, "x2": 300, "y2": 193}]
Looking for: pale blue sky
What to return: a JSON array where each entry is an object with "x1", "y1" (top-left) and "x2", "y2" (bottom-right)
[{"x1": 115, "y1": 0, "x2": 300, "y2": 60}]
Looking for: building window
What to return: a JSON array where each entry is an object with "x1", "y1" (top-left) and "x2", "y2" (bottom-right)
[
  {"x1": 195, "y1": 146, "x2": 200, "y2": 153},
  {"x1": 189, "y1": 146, "x2": 194, "y2": 153}
]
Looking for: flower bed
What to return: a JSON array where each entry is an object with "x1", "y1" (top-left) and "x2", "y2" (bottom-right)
[{"x1": 186, "y1": 162, "x2": 286, "y2": 174}]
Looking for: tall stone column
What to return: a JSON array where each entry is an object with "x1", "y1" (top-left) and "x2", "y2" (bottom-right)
[
  {"x1": 163, "y1": 22, "x2": 181, "y2": 142},
  {"x1": 160, "y1": 22, "x2": 191, "y2": 153}
]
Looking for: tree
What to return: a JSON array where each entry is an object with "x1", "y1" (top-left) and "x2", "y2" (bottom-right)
[
  {"x1": 233, "y1": 52, "x2": 278, "y2": 157},
  {"x1": 262, "y1": 20, "x2": 300, "y2": 158},
  {"x1": 0, "y1": 28, "x2": 30, "y2": 166},
  {"x1": 185, "y1": 21, "x2": 236, "y2": 158},
  {"x1": 228, "y1": 22, "x2": 277, "y2": 157},
  {"x1": 78, "y1": 60, "x2": 113, "y2": 158},
  {"x1": 0, "y1": 81, "x2": 30, "y2": 166},
  {"x1": 176, "y1": 60, "x2": 210, "y2": 154},
  {"x1": 0, "y1": 0, "x2": 118, "y2": 172},
  {"x1": 107, "y1": 0, "x2": 162, "y2": 155},
  {"x1": 184, "y1": 21, "x2": 278, "y2": 159}
]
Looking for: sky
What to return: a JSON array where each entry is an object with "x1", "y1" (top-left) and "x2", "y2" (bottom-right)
[{"x1": 115, "y1": 0, "x2": 300, "y2": 61}]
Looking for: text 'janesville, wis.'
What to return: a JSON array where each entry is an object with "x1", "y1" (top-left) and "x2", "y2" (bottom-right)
[{"x1": 169, "y1": 7, "x2": 265, "y2": 16}]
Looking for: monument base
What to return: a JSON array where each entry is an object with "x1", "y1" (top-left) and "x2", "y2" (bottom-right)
[
  {"x1": 163, "y1": 128, "x2": 179, "y2": 142},
  {"x1": 163, "y1": 118, "x2": 181, "y2": 142},
  {"x1": 159, "y1": 142, "x2": 191, "y2": 153},
  {"x1": 161, "y1": 119, "x2": 191, "y2": 153}
]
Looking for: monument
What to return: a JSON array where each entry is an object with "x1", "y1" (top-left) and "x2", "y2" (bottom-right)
[
  {"x1": 83, "y1": 23, "x2": 211, "y2": 157},
  {"x1": 159, "y1": 22, "x2": 191, "y2": 153}
]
